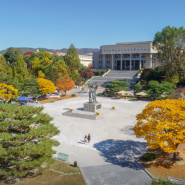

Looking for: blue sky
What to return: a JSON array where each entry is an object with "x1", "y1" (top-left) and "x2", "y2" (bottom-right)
[{"x1": 0, "y1": 0, "x2": 184, "y2": 50}]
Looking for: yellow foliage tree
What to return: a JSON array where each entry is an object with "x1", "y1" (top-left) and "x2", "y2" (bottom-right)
[
  {"x1": 37, "y1": 78, "x2": 56, "y2": 96},
  {"x1": 133, "y1": 99, "x2": 185, "y2": 160},
  {"x1": 0, "y1": 83, "x2": 18, "y2": 101},
  {"x1": 164, "y1": 74, "x2": 179, "y2": 84},
  {"x1": 38, "y1": 70, "x2": 45, "y2": 78}
]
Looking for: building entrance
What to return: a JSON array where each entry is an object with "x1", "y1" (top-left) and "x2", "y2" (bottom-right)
[{"x1": 117, "y1": 60, "x2": 120, "y2": 70}]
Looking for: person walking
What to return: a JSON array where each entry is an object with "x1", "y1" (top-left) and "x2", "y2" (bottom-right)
[
  {"x1": 88, "y1": 134, "x2": 91, "y2": 143},
  {"x1": 84, "y1": 135, "x2": 87, "y2": 145}
]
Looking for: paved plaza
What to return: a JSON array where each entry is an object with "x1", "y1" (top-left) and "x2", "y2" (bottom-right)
[{"x1": 40, "y1": 96, "x2": 152, "y2": 185}]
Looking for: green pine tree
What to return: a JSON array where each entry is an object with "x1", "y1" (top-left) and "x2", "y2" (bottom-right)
[
  {"x1": 45, "y1": 64, "x2": 57, "y2": 84},
  {"x1": 0, "y1": 103, "x2": 60, "y2": 177},
  {"x1": 0, "y1": 55, "x2": 9, "y2": 73},
  {"x1": 13, "y1": 55, "x2": 28, "y2": 83},
  {"x1": 64, "y1": 44, "x2": 82, "y2": 70},
  {"x1": 23, "y1": 77, "x2": 40, "y2": 97}
]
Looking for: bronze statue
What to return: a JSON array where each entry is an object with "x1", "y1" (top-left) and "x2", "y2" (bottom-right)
[{"x1": 88, "y1": 82, "x2": 98, "y2": 103}]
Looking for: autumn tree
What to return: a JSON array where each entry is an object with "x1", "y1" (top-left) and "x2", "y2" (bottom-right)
[
  {"x1": 56, "y1": 78, "x2": 75, "y2": 95},
  {"x1": 133, "y1": 99, "x2": 185, "y2": 160},
  {"x1": 0, "y1": 72, "x2": 23, "y2": 92},
  {"x1": 13, "y1": 55, "x2": 28, "y2": 83},
  {"x1": 53, "y1": 60, "x2": 68, "y2": 79},
  {"x1": 81, "y1": 69, "x2": 94, "y2": 79},
  {"x1": 0, "y1": 103, "x2": 60, "y2": 177},
  {"x1": 153, "y1": 26, "x2": 185, "y2": 84},
  {"x1": 37, "y1": 78, "x2": 56, "y2": 96},
  {"x1": 0, "y1": 83, "x2": 18, "y2": 101}
]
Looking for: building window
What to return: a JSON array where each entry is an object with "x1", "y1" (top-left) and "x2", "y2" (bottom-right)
[
  {"x1": 118, "y1": 48, "x2": 120, "y2": 51},
  {"x1": 137, "y1": 48, "x2": 139, "y2": 50},
  {"x1": 128, "y1": 48, "x2": 129, "y2": 51},
  {"x1": 144, "y1": 47, "x2": 146, "y2": 50},
  {"x1": 121, "y1": 48, "x2": 123, "y2": 51},
  {"x1": 124, "y1": 48, "x2": 126, "y2": 51},
  {"x1": 153, "y1": 47, "x2": 154, "y2": 50},
  {"x1": 131, "y1": 48, "x2": 132, "y2": 51},
  {"x1": 104, "y1": 49, "x2": 105, "y2": 52},
  {"x1": 134, "y1": 48, "x2": 136, "y2": 50},
  {"x1": 148, "y1": 47, "x2": 150, "y2": 50},
  {"x1": 115, "y1": 49, "x2": 117, "y2": 51},
  {"x1": 144, "y1": 60, "x2": 146, "y2": 63},
  {"x1": 109, "y1": 49, "x2": 111, "y2": 51},
  {"x1": 106, "y1": 49, "x2": 108, "y2": 51},
  {"x1": 141, "y1": 48, "x2": 142, "y2": 50},
  {"x1": 112, "y1": 49, "x2": 114, "y2": 51}
]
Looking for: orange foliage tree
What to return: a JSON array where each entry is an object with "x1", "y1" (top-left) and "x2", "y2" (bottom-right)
[
  {"x1": 37, "y1": 78, "x2": 56, "y2": 96},
  {"x1": 133, "y1": 99, "x2": 185, "y2": 160},
  {"x1": 56, "y1": 78, "x2": 75, "y2": 95}
]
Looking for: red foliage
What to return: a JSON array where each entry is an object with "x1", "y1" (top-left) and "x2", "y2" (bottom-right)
[
  {"x1": 70, "y1": 67, "x2": 77, "y2": 71},
  {"x1": 81, "y1": 69, "x2": 94, "y2": 79},
  {"x1": 77, "y1": 78, "x2": 82, "y2": 83},
  {"x1": 24, "y1": 52, "x2": 33, "y2": 56}
]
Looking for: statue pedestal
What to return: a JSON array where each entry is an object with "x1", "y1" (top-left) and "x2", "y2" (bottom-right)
[{"x1": 84, "y1": 102, "x2": 102, "y2": 112}]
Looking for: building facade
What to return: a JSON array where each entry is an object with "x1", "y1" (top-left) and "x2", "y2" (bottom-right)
[
  {"x1": 49, "y1": 50, "x2": 92, "y2": 67},
  {"x1": 93, "y1": 41, "x2": 158, "y2": 70}
]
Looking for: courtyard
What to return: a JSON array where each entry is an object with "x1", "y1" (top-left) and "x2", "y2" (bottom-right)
[{"x1": 39, "y1": 96, "x2": 153, "y2": 185}]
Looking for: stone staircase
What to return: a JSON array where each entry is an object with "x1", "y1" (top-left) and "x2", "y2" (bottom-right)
[{"x1": 89, "y1": 70, "x2": 138, "y2": 88}]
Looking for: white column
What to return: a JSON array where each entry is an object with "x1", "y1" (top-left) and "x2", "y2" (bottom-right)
[
  {"x1": 103, "y1": 54, "x2": 105, "y2": 68},
  {"x1": 130, "y1": 54, "x2": 131, "y2": 70},
  {"x1": 139, "y1": 54, "x2": 141, "y2": 69},
  {"x1": 150, "y1": 53, "x2": 152, "y2": 68},
  {"x1": 120, "y1": 55, "x2": 122, "y2": 70},
  {"x1": 112, "y1": 54, "x2": 114, "y2": 70}
]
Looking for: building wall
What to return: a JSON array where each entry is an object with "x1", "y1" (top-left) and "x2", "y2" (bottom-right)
[
  {"x1": 49, "y1": 51, "x2": 92, "y2": 67},
  {"x1": 93, "y1": 41, "x2": 158, "y2": 70}
]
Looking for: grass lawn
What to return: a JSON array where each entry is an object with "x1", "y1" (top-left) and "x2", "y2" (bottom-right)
[
  {"x1": 139, "y1": 144, "x2": 185, "y2": 180},
  {"x1": 0, "y1": 160, "x2": 85, "y2": 185}
]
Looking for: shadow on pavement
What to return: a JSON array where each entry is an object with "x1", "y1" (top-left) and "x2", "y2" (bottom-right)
[{"x1": 93, "y1": 139, "x2": 148, "y2": 170}]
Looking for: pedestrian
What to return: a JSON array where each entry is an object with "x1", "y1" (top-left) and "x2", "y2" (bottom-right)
[
  {"x1": 88, "y1": 134, "x2": 91, "y2": 143},
  {"x1": 84, "y1": 135, "x2": 87, "y2": 145}
]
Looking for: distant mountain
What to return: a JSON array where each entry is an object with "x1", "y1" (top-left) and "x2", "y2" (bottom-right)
[{"x1": 1, "y1": 47, "x2": 100, "y2": 55}]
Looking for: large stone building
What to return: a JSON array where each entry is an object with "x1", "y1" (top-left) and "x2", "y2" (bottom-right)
[
  {"x1": 49, "y1": 50, "x2": 92, "y2": 67},
  {"x1": 93, "y1": 41, "x2": 158, "y2": 70}
]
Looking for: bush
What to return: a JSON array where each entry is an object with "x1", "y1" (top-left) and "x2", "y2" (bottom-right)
[
  {"x1": 134, "y1": 83, "x2": 142, "y2": 94},
  {"x1": 141, "y1": 68, "x2": 154, "y2": 81},
  {"x1": 146, "y1": 81, "x2": 176, "y2": 100},
  {"x1": 77, "y1": 78, "x2": 82, "y2": 83},
  {"x1": 81, "y1": 69, "x2": 94, "y2": 79},
  {"x1": 143, "y1": 153, "x2": 157, "y2": 162},
  {"x1": 150, "y1": 179, "x2": 181, "y2": 185},
  {"x1": 71, "y1": 94, "x2": 76, "y2": 97}
]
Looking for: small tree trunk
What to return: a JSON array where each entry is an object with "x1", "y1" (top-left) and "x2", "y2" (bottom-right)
[
  {"x1": 65, "y1": 91, "x2": 66, "y2": 96},
  {"x1": 173, "y1": 143, "x2": 179, "y2": 160},
  {"x1": 173, "y1": 152, "x2": 177, "y2": 160}
]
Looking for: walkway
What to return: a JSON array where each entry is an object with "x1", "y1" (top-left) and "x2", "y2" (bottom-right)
[{"x1": 40, "y1": 96, "x2": 152, "y2": 185}]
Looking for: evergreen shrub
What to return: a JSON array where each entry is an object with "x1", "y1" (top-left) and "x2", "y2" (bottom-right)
[{"x1": 143, "y1": 153, "x2": 157, "y2": 162}]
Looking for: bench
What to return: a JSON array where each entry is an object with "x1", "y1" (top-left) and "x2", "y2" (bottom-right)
[
  {"x1": 51, "y1": 100, "x2": 55, "y2": 103},
  {"x1": 57, "y1": 152, "x2": 69, "y2": 162},
  {"x1": 100, "y1": 94, "x2": 104, "y2": 97}
]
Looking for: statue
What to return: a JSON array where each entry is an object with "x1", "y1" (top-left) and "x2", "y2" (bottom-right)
[{"x1": 88, "y1": 82, "x2": 98, "y2": 103}]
